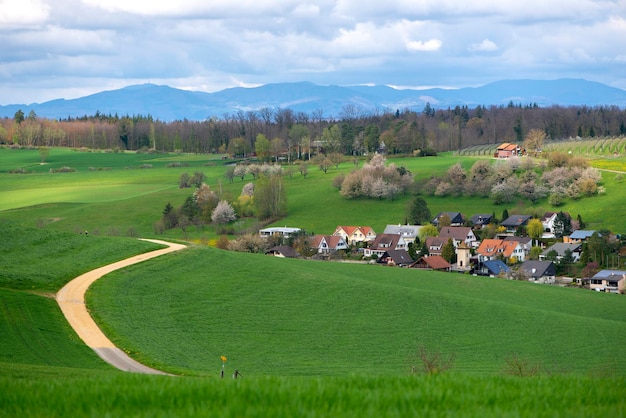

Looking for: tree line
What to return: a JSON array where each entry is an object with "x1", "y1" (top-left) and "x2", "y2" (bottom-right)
[{"x1": 2, "y1": 103, "x2": 625, "y2": 156}]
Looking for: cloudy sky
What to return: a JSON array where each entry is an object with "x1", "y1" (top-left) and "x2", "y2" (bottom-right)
[{"x1": 1, "y1": 0, "x2": 625, "y2": 104}]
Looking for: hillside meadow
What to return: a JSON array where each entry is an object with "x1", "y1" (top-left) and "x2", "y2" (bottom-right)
[
  {"x1": 0, "y1": 147, "x2": 624, "y2": 239},
  {"x1": 1, "y1": 146, "x2": 625, "y2": 415},
  {"x1": 88, "y1": 245, "x2": 626, "y2": 377},
  {"x1": 1, "y1": 222, "x2": 625, "y2": 416}
]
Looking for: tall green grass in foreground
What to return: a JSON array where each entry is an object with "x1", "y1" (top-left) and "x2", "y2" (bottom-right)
[{"x1": 1, "y1": 371, "x2": 624, "y2": 418}]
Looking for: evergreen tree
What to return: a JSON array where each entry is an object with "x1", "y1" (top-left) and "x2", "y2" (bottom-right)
[
  {"x1": 502, "y1": 208, "x2": 509, "y2": 222},
  {"x1": 407, "y1": 241, "x2": 417, "y2": 261},
  {"x1": 553, "y1": 211, "x2": 572, "y2": 238},
  {"x1": 407, "y1": 196, "x2": 431, "y2": 225},
  {"x1": 441, "y1": 238, "x2": 456, "y2": 263}
]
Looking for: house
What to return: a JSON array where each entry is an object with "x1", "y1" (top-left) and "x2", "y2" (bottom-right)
[
  {"x1": 539, "y1": 243, "x2": 582, "y2": 263},
  {"x1": 477, "y1": 260, "x2": 510, "y2": 277},
  {"x1": 266, "y1": 246, "x2": 301, "y2": 258},
  {"x1": 588, "y1": 270, "x2": 626, "y2": 293},
  {"x1": 541, "y1": 211, "x2": 571, "y2": 238},
  {"x1": 425, "y1": 236, "x2": 447, "y2": 256},
  {"x1": 438, "y1": 226, "x2": 478, "y2": 248},
  {"x1": 364, "y1": 234, "x2": 408, "y2": 257},
  {"x1": 409, "y1": 255, "x2": 451, "y2": 271},
  {"x1": 470, "y1": 214, "x2": 493, "y2": 229},
  {"x1": 383, "y1": 224, "x2": 423, "y2": 244},
  {"x1": 500, "y1": 215, "x2": 531, "y2": 233},
  {"x1": 333, "y1": 226, "x2": 377, "y2": 246},
  {"x1": 310, "y1": 235, "x2": 349, "y2": 254},
  {"x1": 476, "y1": 239, "x2": 527, "y2": 263},
  {"x1": 564, "y1": 230, "x2": 598, "y2": 244},
  {"x1": 259, "y1": 226, "x2": 302, "y2": 239},
  {"x1": 431, "y1": 212, "x2": 464, "y2": 227},
  {"x1": 376, "y1": 249, "x2": 414, "y2": 267},
  {"x1": 495, "y1": 142, "x2": 522, "y2": 158},
  {"x1": 503, "y1": 236, "x2": 532, "y2": 259},
  {"x1": 520, "y1": 260, "x2": 556, "y2": 283},
  {"x1": 541, "y1": 212, "x2": 558, "y2": 239}
]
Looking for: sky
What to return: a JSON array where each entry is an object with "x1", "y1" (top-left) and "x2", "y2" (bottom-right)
[{"x1": 1, "y1": 0, "x2": 625, "y2": 105}]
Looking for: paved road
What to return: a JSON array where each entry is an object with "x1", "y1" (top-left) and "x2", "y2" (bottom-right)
[{"x1": 56, "y1": 239, "x2": 186, "y2": 374}]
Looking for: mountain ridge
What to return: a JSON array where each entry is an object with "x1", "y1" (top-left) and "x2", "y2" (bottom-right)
[{"x1": 1, "y1": 79, "x2": 625, "y2": 121}]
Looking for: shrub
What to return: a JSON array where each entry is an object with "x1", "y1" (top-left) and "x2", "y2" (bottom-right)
[
  {"x1": 50, "y1": 166, "x2": 76, "y2": 173},
  {"x1": 503, "y1": 353, "x2": 541, "y2": 377},
  {"x1": 332, "y1": 174, "x2": 345, "y2": 189},
  {"x1": 409, "y1": 346, "x2": 456, "y2": 375}
]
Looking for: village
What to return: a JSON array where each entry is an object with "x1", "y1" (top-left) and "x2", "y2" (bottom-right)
[{"x1": 260, "y1": 210, "x2": 625, "y2": 295}]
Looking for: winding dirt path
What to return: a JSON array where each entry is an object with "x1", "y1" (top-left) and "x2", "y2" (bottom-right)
[{"x1": 56, "y1": 239, "x2": 186, "y2": 374}]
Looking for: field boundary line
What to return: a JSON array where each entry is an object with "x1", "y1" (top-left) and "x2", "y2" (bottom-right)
[{"x1": 56, "y1": 239, "x2": 186, "y2": 375}]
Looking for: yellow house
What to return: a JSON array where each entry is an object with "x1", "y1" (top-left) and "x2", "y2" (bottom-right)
[{"x1": 333, "y1": 226, "x2": 376, "y2": 246}]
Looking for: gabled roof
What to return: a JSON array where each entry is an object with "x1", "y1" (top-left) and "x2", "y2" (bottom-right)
[
  {"x1": 378, "y1": 249, "x2": 414, "y2": 265},
  {"x1": 425, "y1": 236, "x2": 446, "y2": 249},
  {"x1": 370, "y1": 233, "x2": 402, "y2": 249},
  {"x1": 311, "y1": 235, "x2": 346, "y2": 250},
  {"x1": 266, "y1": 245, "x2": 300, "y2": 258},
  {"x1": 503, "y1": 236, "x2": 532, "y2": 245},
  {"x1": 541, "y1": 243, "x2": 582, "y2": 257},
  {"x1": 470, "y1": 214, "x2": 493, "y2": 226},
  {"x1": 483, "y1": 260, "x2": 510, "y2": 275},
  {"x1": 438, "y1": 226, "x2": 474, "y2": 241},
  {"x1": 520, "y1": 260, "x2": 556, "y2": 278},
  {"x1": 476, "y1": 239, "x2": 521, "y2": 258},
  {"x1": 334, "y1": 226, "x2": 376, "y2": 237},
  {"x1": 497, "y1": 142, "x2": 518, "y2": 151},
  {"x1": 410, "y1": 255, "x2": 451, "y2": 270},
  {"x1": 501, "y1": 215, "x2": 531, "y2": 228},
  {"x1": 383, "y1": 224, "x2": 422, "y2": 238},
  {"x1": 431, "y1": 212, "x2": 464, "y2": 226},
  {"x1": 542, "y1": 211, "x2": 571, "y2": 222}
]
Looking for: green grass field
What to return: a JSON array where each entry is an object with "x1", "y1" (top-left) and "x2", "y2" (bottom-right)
[
  {"x1": 1, "y1": 222, "x2": 625, "y2": 416},
  {"x1": 88, "y1": 246, "x2": 626, "y2": 377},
  {"x1": 1, "y1": 147, "x2": 626, "y2": 416},
  {"x1": 2, "y1": 147, "x2": 624, "y2": 238}
]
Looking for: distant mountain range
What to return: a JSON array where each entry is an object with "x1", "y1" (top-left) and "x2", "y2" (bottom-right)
[{"x1": 2, "y1": 79, "x2": 625, "y2": 121}]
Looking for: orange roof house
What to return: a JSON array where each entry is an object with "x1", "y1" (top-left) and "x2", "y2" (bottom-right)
[
  {"x1": 476, "y1": 238, "x2": 526, "y2": 263},
  {"x1": 495, "y1": 143, "x2": 522, "y2": 158},
  {"x1": 333, "y1": 226, "x2": 376, "y2": 245}
]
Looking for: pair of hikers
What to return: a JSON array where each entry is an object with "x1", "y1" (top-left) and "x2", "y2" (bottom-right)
[{"x1": 221, "y1": 369, "x2": 242, "y2": 379}]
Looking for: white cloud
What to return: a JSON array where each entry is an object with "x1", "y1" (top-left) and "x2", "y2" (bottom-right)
[
  {"x1": 0, "y1": 0, "x2": 625, "y2": 104},
  {"x1": 406, "y1": 39, "x2": 442, "y2": 52},
  {"x1": 469, "y1": 39, "x2": 498, "y2": 52},
  {"x1": 0, "y1": 0, "x2": 49, "y2": 28}
]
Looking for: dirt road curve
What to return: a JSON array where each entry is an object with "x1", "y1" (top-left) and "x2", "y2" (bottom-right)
[{"x1": 56, "y1": 239, "x2": 186, "y2": 374}]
